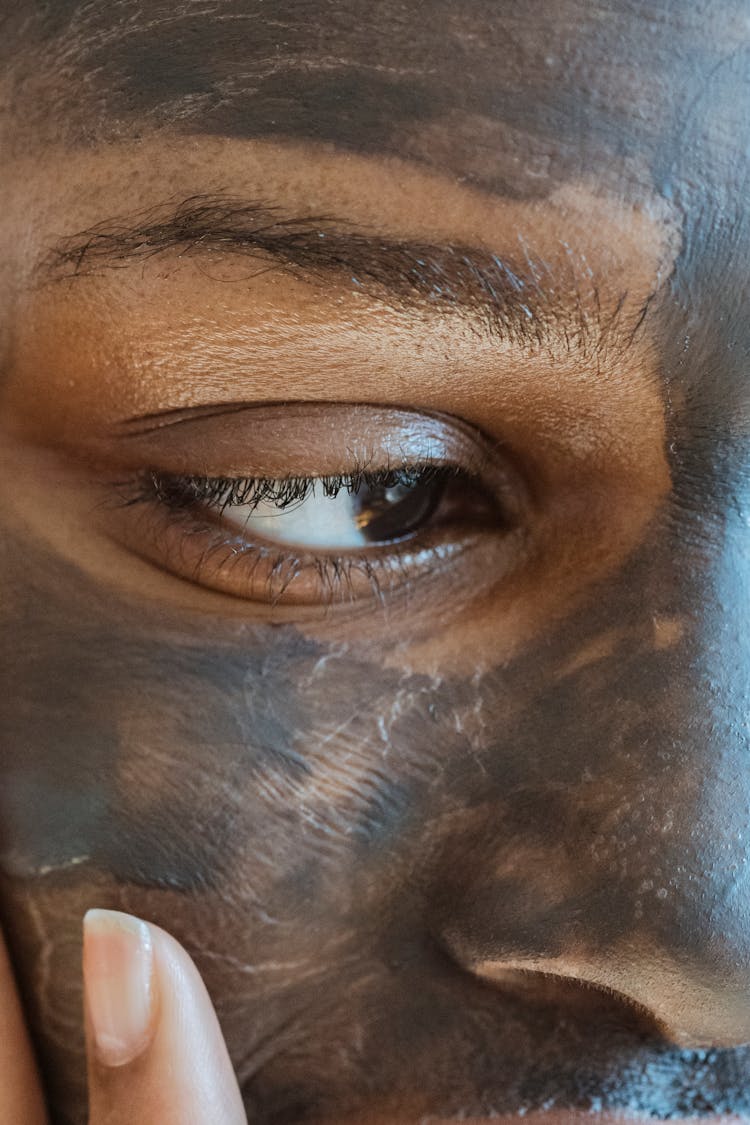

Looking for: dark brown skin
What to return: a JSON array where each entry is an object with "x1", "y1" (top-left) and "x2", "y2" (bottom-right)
[{"x1": 2, "y1": 1, "x2": 750, "y2": 1122}]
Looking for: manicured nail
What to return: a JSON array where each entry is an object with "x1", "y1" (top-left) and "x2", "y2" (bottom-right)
[{"x1": 83, "y1": 909, "x2": 155, "y2": 1067}]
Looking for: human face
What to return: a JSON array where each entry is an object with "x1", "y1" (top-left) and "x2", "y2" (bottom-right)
[{"x1": 1, "y1": 1, "x2": 750, "y2": 1122}]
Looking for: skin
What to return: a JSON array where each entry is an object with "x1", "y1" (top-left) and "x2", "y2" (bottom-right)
[
  {"x1": 1, "y1": 0, "x2": 750, "y2": 1122},
  {"x1": 1, "y1": 912, "x2": 248, "y2": 1125}
]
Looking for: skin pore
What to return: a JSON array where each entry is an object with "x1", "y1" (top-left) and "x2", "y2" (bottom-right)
[{"x1": 2, "y1": 1, "x2": 750, "y2": 1123}]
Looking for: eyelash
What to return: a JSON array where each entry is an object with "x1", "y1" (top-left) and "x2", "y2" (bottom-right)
[
  {"x1": 123, "y1": 462, "x2": 455, "y2": 515},
  {"x1": 113, "y1": 460, "x2": 490, "y2": 607}
]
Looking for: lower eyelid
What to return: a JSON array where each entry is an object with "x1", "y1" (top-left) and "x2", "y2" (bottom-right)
[
  {"x1": 104, "y1": 472, "x2": 507, "y2": 609},
  {"x1": 158, "y1": 506, "x2": 476, "y2": 606}
]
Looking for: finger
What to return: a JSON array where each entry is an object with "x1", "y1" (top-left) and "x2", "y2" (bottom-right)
[
  {"x1": 0, "y1": 924, "x2": 48, "y2": 1125},
  {"x1": 83, "y1": 909, "x2": 246, "y2": 1125}
]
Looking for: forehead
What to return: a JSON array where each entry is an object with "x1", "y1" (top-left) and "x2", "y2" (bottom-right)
[
  {"x1": 4, "y1": 0, "x2": 750, "y2": 451},
  {"x1": 8, "y1": 0, "x2": 749, "y2": 197}
]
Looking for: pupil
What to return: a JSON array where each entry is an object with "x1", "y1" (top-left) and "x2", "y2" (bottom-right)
[{"x1": 354, "y1": 476, "x2": 444, "y2": 543}]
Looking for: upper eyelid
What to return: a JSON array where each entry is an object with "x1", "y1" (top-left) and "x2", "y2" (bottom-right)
[
  {"x1": 129, "y1": 463, "x2": 465, "y2": 511},
  {"x1": 93, "y1": 402, "x2": 514, "y2": 490}
]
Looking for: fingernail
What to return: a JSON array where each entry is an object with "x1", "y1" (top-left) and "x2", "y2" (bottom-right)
[{"x1": 83, "y1": 909, "x2": 155, "y2": 1067}]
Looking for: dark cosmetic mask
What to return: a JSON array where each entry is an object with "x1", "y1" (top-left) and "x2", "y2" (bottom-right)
[{"x1": 2, "y1": 2, "x2": 750, "y2": 1123}]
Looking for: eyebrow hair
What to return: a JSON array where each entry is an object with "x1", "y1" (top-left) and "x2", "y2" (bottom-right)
[{"x1": 40, "y1": 194, "x2": 605, "y2": 349}]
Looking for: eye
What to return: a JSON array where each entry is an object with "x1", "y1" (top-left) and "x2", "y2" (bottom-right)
[
  {"x1": 196, "y1": 468, "x2": 453, "y2": 550},
  {"x1": 234, "y1": 476, "x2": 442, "y2": 549},
  {"x1": 113, "y1": 459, "x2": 519, "y2": 609},
  {"x1": 104, "y1": 403, "x2": 528, "y2": 611}
]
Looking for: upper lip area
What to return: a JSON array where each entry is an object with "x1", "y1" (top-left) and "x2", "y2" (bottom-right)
[{"x1": 240, "y1": 970, "x2": 750, "y2": 1124}]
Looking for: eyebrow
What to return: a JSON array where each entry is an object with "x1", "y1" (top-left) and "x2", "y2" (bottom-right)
[{"x1": 40, "y1": 194, "x2": 606, "y2": 349}]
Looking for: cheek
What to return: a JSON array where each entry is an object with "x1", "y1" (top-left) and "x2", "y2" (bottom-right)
[
  {"x1": 3, "y1": 504, "x2": 750, "y2": 1122},
  {"x1": 0, "y1": 507, "x2": 737, "y2": 924},
  {"x1": 2, "y1": 485, "x2": 744, "y2": 910}
]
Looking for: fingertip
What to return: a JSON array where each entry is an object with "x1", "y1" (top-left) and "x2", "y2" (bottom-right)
[
  {"x1": 84, "y1": 910, "x2": 246, "y2": 1125},
  {"x1": 83, "y1": 909, "x2": 155, "y2": 1068}
]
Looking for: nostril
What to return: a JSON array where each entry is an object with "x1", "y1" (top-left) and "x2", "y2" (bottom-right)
[
  {"x1": 465, "y1": 961, "x2": 672, "y2": 1043},
  {"x1": 465, "y1": 956, "x2": 750, "y2": 1050}
]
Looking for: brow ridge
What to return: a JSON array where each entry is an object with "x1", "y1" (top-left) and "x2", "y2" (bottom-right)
[{"x1": 40, "y1": 193, "x2": 608, "y2": 349}]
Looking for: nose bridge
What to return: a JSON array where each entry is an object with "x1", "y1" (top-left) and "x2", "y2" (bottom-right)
[
  {"x1": 603, "y1": 551, "x2": 750, "y2": 1043},
  {"x1": 436, "y1": 520, "x2": 750, "y2": 1048}
]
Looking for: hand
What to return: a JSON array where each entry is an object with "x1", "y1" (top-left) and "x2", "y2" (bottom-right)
[{"x1": 1, "y1": 910, "x2": 247, "y2": 1124}]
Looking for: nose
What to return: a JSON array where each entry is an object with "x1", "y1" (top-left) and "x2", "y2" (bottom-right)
[
  {"x1": 431, "y1": 535, "x2": 750, "y2": 1050},
  {"x1": 463, "y1": 948, "x2": 750, "y2": 1049},
  {"x1": 436, "y1": 722, "x2": 750, "y2": 1047}
]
